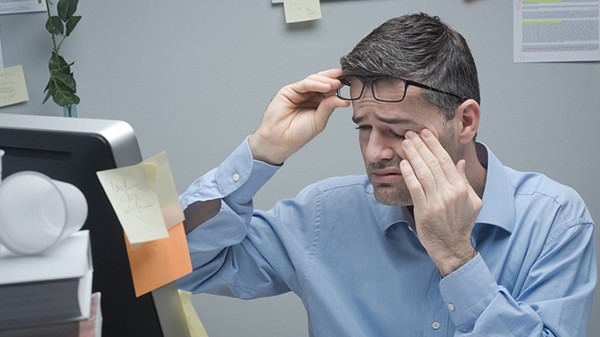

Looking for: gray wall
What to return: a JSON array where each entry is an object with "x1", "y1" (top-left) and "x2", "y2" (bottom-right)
[{"x1": 1, "y1": 0, "x2": 599, "y2": 336}]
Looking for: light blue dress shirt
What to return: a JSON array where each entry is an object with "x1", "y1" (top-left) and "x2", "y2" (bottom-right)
[{"x1": 178, "y1": 139, "x2": 596, "y2": 337}]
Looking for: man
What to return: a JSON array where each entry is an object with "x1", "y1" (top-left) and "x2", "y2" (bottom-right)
[{"x1": 178, "y1": 13, "x2": 596, "y2": 336}]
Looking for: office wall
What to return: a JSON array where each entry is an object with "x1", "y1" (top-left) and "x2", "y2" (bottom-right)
[{"x1": 1, "y1": 1, "x2": 599, "y2": 336}]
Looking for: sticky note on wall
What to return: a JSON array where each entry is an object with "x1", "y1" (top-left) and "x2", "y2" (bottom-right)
[
  {"x1": 0, "y1": 65, "x2": 29, "y2": 108},
  {"x1": 284, "y1": 0, "x2": 321, "y2": 23},
  {"x1": 125, "y1": 222, "x2": 192, "y2": 297},
  {"x1": 97, "y1": 151, "x2": 184, "y2": 244}
]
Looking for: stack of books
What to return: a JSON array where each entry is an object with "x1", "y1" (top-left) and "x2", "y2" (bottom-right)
[{"x1": 0, "y1": 230, "x2": 102, "y2": 337}]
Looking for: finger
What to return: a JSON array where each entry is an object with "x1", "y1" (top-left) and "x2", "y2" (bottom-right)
[
  {"x1": 400, "y1": 159, "x2": 427, "y2": 205},
  {"x1": 402, "y1": 131, "x2": 439, "y2": 192},
  {"x1": 299, "y1": 70, "x2": 344, "y2": 93},
  {"x1": 316, "y1": 68, "x2": 344, "y2": 79},
  {"x1": 420, "y1": 129, "x2": 463, "y2": 183},
  {"x1": 313, "y1": 95, "x2": 350, "y2": 129}
]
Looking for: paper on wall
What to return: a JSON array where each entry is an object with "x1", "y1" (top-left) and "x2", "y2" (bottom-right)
[
  {"x1": 0, "y1": 0, "x2": 46, "y2": 15},
  {"x1": 97, "y1": 151, "x2": 184, "y2": 245},
  {"x1": 514, "y1": 0, "x2": 600, "y2": 62},
  {"x1": 0, "y1": 65, "x2": 29, "y2": 107},
  {"x1": 283, "y1": 0, "x2": 321, "y2": 23}
]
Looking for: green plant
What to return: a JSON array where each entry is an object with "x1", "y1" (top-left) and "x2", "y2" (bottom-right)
[{"x1": 39, "y1": 0, "x2": 81, "y2": 117}]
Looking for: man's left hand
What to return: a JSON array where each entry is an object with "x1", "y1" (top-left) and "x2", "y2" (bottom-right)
[{"x1": 400, "y1": 129, "x2": 482, "y2": 277}]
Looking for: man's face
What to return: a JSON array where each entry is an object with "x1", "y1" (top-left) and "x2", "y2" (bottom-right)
[{"x1": 351, "y1": 84, "x2": 461, "y2": 206}]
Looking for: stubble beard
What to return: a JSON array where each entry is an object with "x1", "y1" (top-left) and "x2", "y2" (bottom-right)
[{"x1": 367, "y1": 158, "x2": 413, "y2": 206}]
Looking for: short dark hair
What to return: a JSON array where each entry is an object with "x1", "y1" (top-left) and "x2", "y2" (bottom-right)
[{"x1": 340, "y1": 13, "x2": 480, "y2": 120}]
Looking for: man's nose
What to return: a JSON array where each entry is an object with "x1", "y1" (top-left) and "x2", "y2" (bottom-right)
[{"x1": 364, "y1": 131, "x2": 397, "y2": 163}]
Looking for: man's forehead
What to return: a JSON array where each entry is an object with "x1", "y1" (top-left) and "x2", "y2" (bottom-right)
[{"x1": 351, "y1": 109, "x2": 421, "y2": 127}]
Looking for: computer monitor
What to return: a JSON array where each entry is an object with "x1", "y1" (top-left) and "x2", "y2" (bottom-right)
[{"x1": 0, "y1": 113, "x2": 188, "y2": 337}]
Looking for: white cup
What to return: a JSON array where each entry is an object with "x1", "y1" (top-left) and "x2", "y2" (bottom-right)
[{"x1": 0, "y1": 171, "x2": 88, "y2": 255}]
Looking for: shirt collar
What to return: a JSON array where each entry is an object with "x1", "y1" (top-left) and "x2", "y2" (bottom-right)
[
  {"x1": 365, "y1": 184, "x2": 413, "y2": 232},
  {"x1": 475, "y1": 142, "x2": 515, "y2": 234},
  {"x1": 367, "y1": 142, "x2": 515, "y2": 234}
]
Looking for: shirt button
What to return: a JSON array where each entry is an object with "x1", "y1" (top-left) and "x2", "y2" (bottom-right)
[
  {"x1": 448, "y1": 302, "x2": 455, "y2": 311},
  {"x1": 432, "y1": 321, "x2": 440, "y2": 330},
  {"x1": 232, "y1": 173, "x2": 240, "y2": 182}
]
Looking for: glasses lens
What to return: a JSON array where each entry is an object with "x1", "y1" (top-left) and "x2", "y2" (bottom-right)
[
  {"x1": 372, "y1": 78, "x2": 407, "y2": 102},
  {"x1": 337, "y1": 77, "x2": 362, "y2": 100},
  {"x1": 337, "y1": 77, "x2": 409, "y2": 102}
]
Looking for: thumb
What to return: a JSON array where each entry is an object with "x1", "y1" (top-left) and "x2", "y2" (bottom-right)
[{"x1": 314, "y1": 95, "x2": 350, "y2": 129}]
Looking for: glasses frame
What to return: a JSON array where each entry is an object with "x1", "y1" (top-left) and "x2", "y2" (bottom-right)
[{"x1": 336, "y1": 75, "x2": 465, "y2": 103}]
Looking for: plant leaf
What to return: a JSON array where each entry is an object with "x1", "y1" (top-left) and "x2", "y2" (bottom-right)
[
  {"x1": 45, "y1": 16, "x2": 64, "y2": 35},
  {"x1": 53, "y1": 72, "x2": 77, "y2": 92},
  {"x1": 42, "y1": 80, "x2": 53, "y2": 104},
  {"x1": 50, "y1": 75, "x2": 80, "y2": 106},
  {"x1": 65, "y1": 15, "x2": 81, "y2": 36},
  {"x1": 53, "y1": 90, "x2": 80, "y2": 107},
  {"x1": 49, "y1": 52, "x2": 71, "y2": 74},
  {"x1": 57, "y1": 0, "x2": 78, "y2": 21}
]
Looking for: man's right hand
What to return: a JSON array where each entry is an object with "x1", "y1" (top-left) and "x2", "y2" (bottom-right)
[{"x1": 248, "y1": 69, "x2": 350, "y2": 165}]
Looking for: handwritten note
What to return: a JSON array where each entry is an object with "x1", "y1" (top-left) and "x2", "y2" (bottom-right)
[
  {"x1": 283, "y1": 0, "x2": 321, "y2": 23},
  {"x1": 97, "y1": 151, "x2": 184, "y2": 244},
  {"x1": 0, "y1": 65, "x2": 29, "y2": 107}
]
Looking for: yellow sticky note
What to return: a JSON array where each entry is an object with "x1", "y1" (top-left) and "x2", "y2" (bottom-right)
[
  {"x1": 283, "y1": 0, "x2": 321, "y2": 23},
  {"x1": 141, "y1": 151, "x2": 184, "y2": 230},
  {"x1": 125, "y1": 222, "x2": 193, "y2": 297},
  {"x1": 97, "y1": 151, "x2": 184, "y2": 244},
  {"x1": 178, "y1": 289, "x2": 210, "y2": 337},
  {"x1": 0, "y1": 65, "x2": 29, "y2": 107}
]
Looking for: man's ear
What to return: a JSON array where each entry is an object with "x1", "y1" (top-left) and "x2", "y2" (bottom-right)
[{"x1": 455, "y1": 99, "x2": 480, "y2": 144}]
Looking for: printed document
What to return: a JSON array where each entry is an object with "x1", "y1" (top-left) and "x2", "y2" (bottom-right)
[{"x1": 514, "y1": 0, "x2": 600, "y2": 62}]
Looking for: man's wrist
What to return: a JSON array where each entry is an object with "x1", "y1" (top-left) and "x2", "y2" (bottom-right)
[
  {"x1": 437, "y1": 248, "x2": 478, "y2": 277},
  {"x1": 248, "y1": 133, "x2": 287, "y2": 165}
]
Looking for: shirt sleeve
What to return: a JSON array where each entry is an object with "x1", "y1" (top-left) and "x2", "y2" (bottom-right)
[
  {"x1": 177, "y1": 138, "x2": 284, "y2": 296},
  {"x1": 439, "y1": 221, "x2": 596, "y2": 337}
]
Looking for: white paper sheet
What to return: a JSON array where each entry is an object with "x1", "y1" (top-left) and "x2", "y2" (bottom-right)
[
  {"x1": 514, "y1": 0, "x2": 600, "y2": 62},
  {"x1": 0, "y1": 0, "x2": 46, "y2": 15}
]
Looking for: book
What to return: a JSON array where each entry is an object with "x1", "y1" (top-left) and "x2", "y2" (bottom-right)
[
  {"x1": 0, "y1": 292, "x2": 102, "y2": 337},
  {"x1": 79, "y1": 292, "x2": 103, "y2": 337},
  {"x1": 0, "y1": 230, "x2": 93, "y2": 326}
]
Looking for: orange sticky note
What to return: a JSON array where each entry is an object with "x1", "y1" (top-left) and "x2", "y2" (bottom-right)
[{"x1": 125, "y1": 222, "x2": 192, "y2": 297}]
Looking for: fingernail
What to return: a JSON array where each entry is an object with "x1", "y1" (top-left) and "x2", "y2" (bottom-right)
[
  {"x1": 405, "y1": 131, "x2": 417, "y2": 139},
  {"x1": 422, "y1": 129, "x2": 432, "y2": 138}
]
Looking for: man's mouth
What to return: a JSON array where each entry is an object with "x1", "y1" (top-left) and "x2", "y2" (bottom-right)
[{"x1": 370, "y1": 168, "x2": 403, "y2": 184}]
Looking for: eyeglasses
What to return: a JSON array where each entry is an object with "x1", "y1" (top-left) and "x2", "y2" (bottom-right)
[{"x1": 336, "y1": 75, "x2": 464, "y2": 103}]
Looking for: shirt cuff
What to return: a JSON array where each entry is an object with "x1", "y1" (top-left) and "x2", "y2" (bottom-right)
[
  {"x1": 180, "y1": 137, "x2": 280, "y2": 208},
  {"x1": 216, "y1": 137, "x2": 281, "y2": 203},
  {"x1": 438, "y1": 253, "x2": 499, "y2": 332}
]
